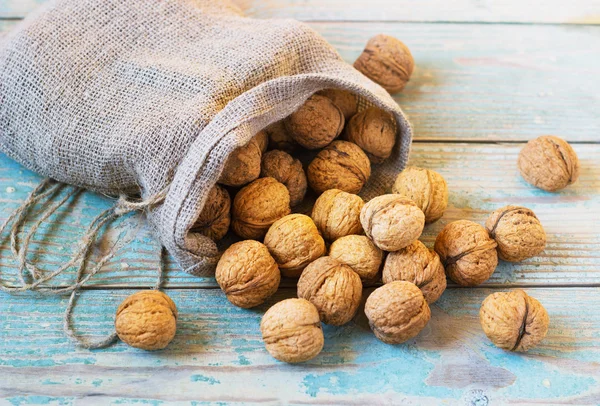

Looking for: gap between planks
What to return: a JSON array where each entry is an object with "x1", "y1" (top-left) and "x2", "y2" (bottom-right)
[
  {"x1": 1, "y1": 16, "x2": 600, "y2": 26},
  {"x1": 67, "y1": 283, "x2": 600, "y2": 291}
]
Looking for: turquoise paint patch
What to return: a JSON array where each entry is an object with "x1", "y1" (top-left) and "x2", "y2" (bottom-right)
[
  {"x1": 301, "y1": 334, "x2": 453, "y2": 398},
  {"x1": 8, "y1": 396, "x2": 74, "y2": 406},
  {"x1": 230, "y1": 338, "x2": 262, "y2": 354},
  {"x1": 301, "y1": 325, "x2": 454, "y2": 399},
  {"x1": 484, "y1": 349, "x2": 598, "y2": 399},
  {"x1": 190, "y1": 374, "x2": 221, "y2": 385},
  {"x1": 237, "y1": 355, "x2": 251, "y2": 365},
  {"x1": 0, "y1": 358, "x2": 58, "y2": 367},
  {"x1": 62, "y1": 357, "x2": 95, "y2": 365},
  {"x1": 41, "y1": 379, "x2": 61, "y2": 385},
  {"x1": 111, "y1": 399, "x2": 163, "y2": 405},
  {"x1": 92, "y1": 379, "x2": 103, "y2": 387}
]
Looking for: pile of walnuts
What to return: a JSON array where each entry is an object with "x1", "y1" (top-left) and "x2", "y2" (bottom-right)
[{"x1": 114, "y1": 34, "x2": 580, "y2": 359}]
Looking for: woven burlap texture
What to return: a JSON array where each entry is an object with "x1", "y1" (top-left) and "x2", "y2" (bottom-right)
[{"x1": 0, "y1": 0, "x2": 412, "y2": 276}]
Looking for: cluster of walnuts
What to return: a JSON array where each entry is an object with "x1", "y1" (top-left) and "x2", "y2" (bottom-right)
[{"x1": 110, "y1": 35, "x2": 581, "y2": 358}]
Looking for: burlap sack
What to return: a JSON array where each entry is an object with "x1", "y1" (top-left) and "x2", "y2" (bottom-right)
[{"x1": 0, "y1": 0, "x2": 412, "y2": 276}]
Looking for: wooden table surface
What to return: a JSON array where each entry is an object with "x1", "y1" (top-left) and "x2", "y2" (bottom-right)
[{"x1": 1, "y1": 1, "x2": 599, "y2": 405}]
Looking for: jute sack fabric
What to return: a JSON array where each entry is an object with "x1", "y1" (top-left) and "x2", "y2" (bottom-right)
[{"x1": 0, "y1": 0, "x2": 412, "y2": 276}]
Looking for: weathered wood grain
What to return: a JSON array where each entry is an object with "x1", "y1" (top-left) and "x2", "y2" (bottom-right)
[
  {"x1": 316, "y1": 22, "x2": 600, "y2": 142},
  {"x1": 0, "y1": 287, "x2": 599, "y2": 404},
  {"x1": 1, "y1": 20, "x2": 598, "y2": 142},
  {"x1": 2, "y1": 0, "x2": 600, "y2": 23},
  {"x1": 1, "y1": 142, "x2": 598, "y2": 289}
]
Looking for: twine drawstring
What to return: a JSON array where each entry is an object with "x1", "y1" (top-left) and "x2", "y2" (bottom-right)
[{"x1": 1, "y1": 179, "x2": 168, "y2": 349}]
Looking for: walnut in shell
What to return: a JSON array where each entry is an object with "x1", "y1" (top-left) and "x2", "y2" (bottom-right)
[
  {"x1": 480, "y1": 290, "x2": 549, "y2": 352},
  {"x1": 264, "y1": 214, "x2": 326, "y2": 278},
  {"x1": 360, "y1": 194, "x2": 425, "y2": 252},
  {"x1": 485, "y1": 205, "x2": 546, "y2": 262},
  {"x1": 297, "y1": 256, "x2": 363, "y2": 326},
  {"x1": 219, "y1": 132, "x2": 266, "y2": 187},
  {"x1": 261, "y1": 298, "x2": 324, "y2": 363},
  {"x1": 329, "y1": 235, "x2": 384, "y2": 282},
  {"x1": 232, "y1": 177, "x2": 291, "y2": 240},
  {"x1": 115, "y1": 290, "x2": 177, "y2": 351},
  {"x1": 434, "y1": 220, "x2": 498, "y2": 287},
  {"x1": 354, "y1": 34, "x2": 415, "y2": 94},
  {"x1": 285, "y1": 94, "x2": 345, "y2": 150},
  {"x1": 255, "y1": 130, "x2": 269, "y2": 154},
  {"x1": 317, "y1": 88, "x2": 358, "y2": 120},
  {"x1": 311, "y1": 189, "x2": 364, "y2": 241},
  {"x1": 344, "y1": 107, "x2": 396, "y2": 164},
  {"x1": 264, "y1": 121, "x2": 297, "y2": 153},
  {"x1": 392, "y1": 166, "x2": 448, "y2": 224},
  {"x1": 191, "y1": 184, "x2": 231, "y2": 241},
  {"x1": 518, "y1": 135, "x2": 580, "y2": 192},
  {"x1": 215, "y1": 240, "x2": 281, "y2": 308},
  {"x1": 307, "y1": 140, "x2": 371, "y2": 194},
  {"x1": 261, "y1": 150, "x2": 307, "y2": 206},
  {"x1": 382, "y1": 240, "x2": 446, "y2": 304},
  {"x1": 365, "y1": 281, "x2": 430, "y2": 344}
]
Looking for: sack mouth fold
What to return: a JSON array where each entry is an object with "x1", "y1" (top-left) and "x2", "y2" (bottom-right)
[{"x1": 155, "y1": 68, "x2": 413, "y2": 276}]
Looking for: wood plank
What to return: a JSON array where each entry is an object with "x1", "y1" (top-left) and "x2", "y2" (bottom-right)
[
  {"x1": 237, "y1": 0, "x2": 600, "y2": 24},
  {"x1": 0, "y1": 287, "x2": 599, "y2": 403},
  {"x1": 315, "y1": 22, "x2": 600, "y2": 142},
  {"x1": 2, "y1": 0, "x2": 600, "y2": 24},
  {"x1": 1, "y1": 142, "x2": 598, "y2": 289},
  {"x1": 1, "y1": 20, "x2": 599, "y2": 142}
]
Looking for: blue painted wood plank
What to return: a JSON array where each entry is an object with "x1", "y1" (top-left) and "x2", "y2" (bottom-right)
[
  {"x1": 1, "y1": 20, "x2": 599, "y2": 142},
  {"x1": 0, "y1": 287, "x2": 598, "y2": 403},
  {"x1": 317, "y1": 22, "x2": 600, "y2": 143},
  {"x1": 1, "y1": 141, "x2": 599, "y2": 288},
  {"x1": 2, "y1": 0, "x2": 600, "y2": 23}
]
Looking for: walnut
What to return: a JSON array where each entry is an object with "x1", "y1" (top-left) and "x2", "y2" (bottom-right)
[
  {"x1": 261, "y1": 150, "x2": 307, "y2": 207},
  {"x1": 360, "y1": 194, "x2": 425, "y2": 252},
  {"x1": 329, "y1": 235, "x2": 383, "y2": 282},
  {"x1": 382, "y1": 240, "x2": 446, "y2": 304},
  {"x1": 284, "y1": 94, "x2": 345, "y2": 150},
  {"x1": 255, "y1": 130, "x2": 268, "y2": 154},
  {"x1": 307, "y1": 140, "x2": 371, "y2": 194},
  {"x1": 215, "y1": 240, "x2": 281, "y2": 308},
  {"x1": 434, "y1": 220, "x2": 498, "y2": 287},
  {"x1": 392, "y1": 166, "x2": 448, "y2": 224},
  {"x1": 518, "y1": 135, "x2": 580, "y2": 192},
  {"x1": 485, "y1": 205, "x2": 546, "y2": 262},
  {"x1": 317, "y1": 88, "x2": 358, "y2": 120},
  {"x1": 365, "y1": 281, "x2": 430, "y2": 344},
  {"x1": 264, "y1": 214, "x2": 326, "y2": 278},
  {"x1": 354, "y1": 34, "x2": 414, "y2": 94},
  {"x1": 344, "y1": 107, "x2": 396, "y2": 164},
  {"x1": 115, "y1": 290, "x2": 177, "y2": 350},
  {"x1": 264, "y1": 121, "x2": 297, "y2": 153},
  {"x1": 297, "y1": 256, "x2": 363, "y2": 326},
  {"x1": 190, "y1": 184, "x2": 230, "y2": 241},
  {"x1": 219, "y1": 132, "x2": 266, "y2": 187},
  {"x1": 311, "y1": 189, "x2": 364, "y2": 241},
  {"x1": 260, "y1": 298, "x2": 324, "y2": 363},
  {"x1": 232, "y1": 177, "x2": 291, "y2": 240},
  {"x1": 480, "y1": 290, "x2": 549, "y2": 352}
]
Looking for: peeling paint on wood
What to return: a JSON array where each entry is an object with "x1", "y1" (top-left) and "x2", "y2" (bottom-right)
[
  {"x1": 1, "y1": 142, "x2": 598, "y2": 289},
  {"x1": 1, "y1": 20, "x2": 599, "y2": 142},
  {"x1": 1, "y1": 2, "x2": 599, "y2": 404},
  {"x1": 0, "y1": 288, "x2": 599, "y2": 404}
]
